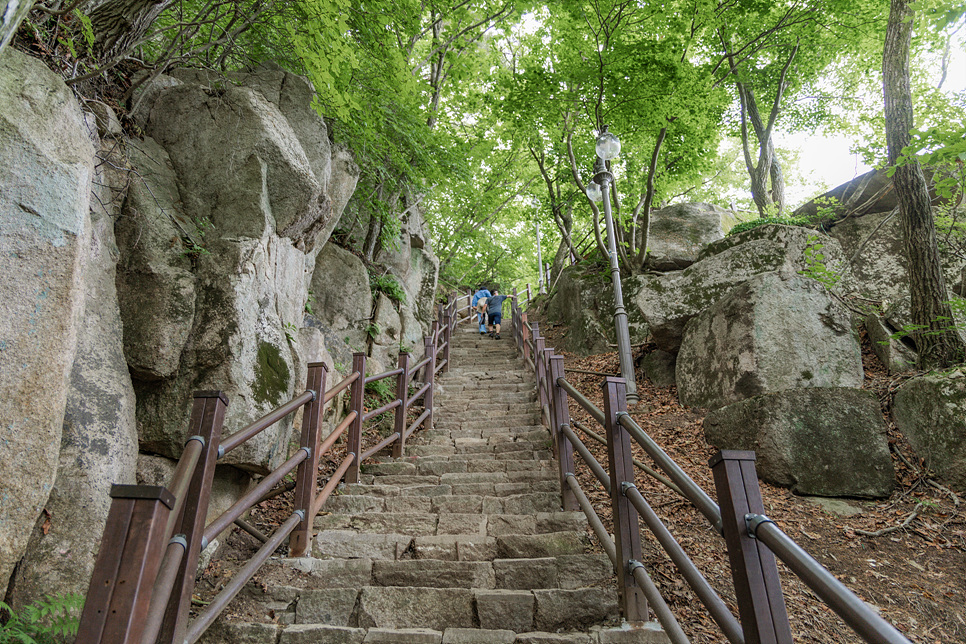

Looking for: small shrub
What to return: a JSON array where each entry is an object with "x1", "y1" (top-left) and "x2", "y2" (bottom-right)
[{"x1": 369, "y1": 274, "x2": 407, "y2": 304}]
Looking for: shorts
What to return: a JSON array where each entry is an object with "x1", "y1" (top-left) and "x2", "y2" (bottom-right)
[{"x1": 488, "y1": 312, "x2": 502, "y2": 326}]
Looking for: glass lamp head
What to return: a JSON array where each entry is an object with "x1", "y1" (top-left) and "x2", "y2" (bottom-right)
[
  {"x1": 595, "y1": 131, "x2": 621, "y2": 160},
  {"x1": 586, "y1": 181, "x2": 603, "y2": 202}
]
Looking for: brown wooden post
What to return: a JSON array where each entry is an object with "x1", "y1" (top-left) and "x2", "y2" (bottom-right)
[
  {"x1": 520, "y1": 311, "x2": 530, "y2": 356},
  {"x1": 157, "y1": 391, "x2": 227, "y2": 644},
  {"x1": 442, "y1": 313, "x2": 452, "y2": 373},
  {"x1": 533, "y1": 333, "x2": 548, "y2": 425},
  {"x1": 526, "y1": 283, "x2": 532, "y2": 305},
  {"x1": 75, "y1": 485, "x2": 175, "y2": 644},
  {"x1": 392, "y1": 352, "x2": 410, "y2": 457},
  {"x1": 289, "y1": 362, "x2": 328, "y2": 557},
  {"x1": 347, "y1": 352, "x2": 367, "y2": 484},
  {"x1": 710, "y1": 450, "x2": 793, "y2": 644},
  {"x1": 548, "y1": 354, "x2": 578, "y2": 511},
  {"x1": 602, "y1": 377, "x2": 648, "y2": 622},
  {"x1": 423, "y1": 334, "x2": 436, "y2": 430},
  {"x1": 530, "y1": 321, "x2": 541, "y2": 369}
]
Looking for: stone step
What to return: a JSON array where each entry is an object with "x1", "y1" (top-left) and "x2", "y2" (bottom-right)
[
  {"x1": 337, "y1": 489, "x2": 562, "y2": 513},
  {"x1": 313, "y1": 529, "x2": 586, "y2": 562},
  {"x1": 315, "y1": 511, "x2": 585, "y2": 539},
  {"x1": 237, "y1": 585, "x2": 620, "y2": 635},
  {"x1": 205, "y1": 622, "x2": 669, "y2": 644}
]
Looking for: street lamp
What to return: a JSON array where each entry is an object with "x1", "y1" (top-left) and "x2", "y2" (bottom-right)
[
  {"x1": 589, "y1": 126, "x2": 638, "y2": 404},
  {"x1": 533, "y1": 198, "x2": 545, "y2": 294}
]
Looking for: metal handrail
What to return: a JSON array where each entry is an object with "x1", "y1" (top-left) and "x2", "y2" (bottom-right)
[
  {"x1": 361, "y1": 432, "x2": 400, "y2": 460},
  {"x1": 624, "y1": 485, "x2": 744, "y2": 644},
  {"x1": 573, "y1": 420, "x2": 683, "y2": 496},
  {"x1": 560, "y1": 424, "x2": 610, "y2": 492},
  {"x1": 202, "y1": 448, "x2": 309, "y2": 546},
  {"x1": 220, "y1": 390, "x2": 315, "y2": 453},
  {"x1": 750, "y1": 517, "x2": 912, "y2": 644},
  {"x1": 362, "y1": 398, "x2": 402, "y2": 422},
  {"x1": 365, "y1": 367, "x2": 404, "y2": 384},
  {"x1": 312, "y1": 453, "x2": 355, "y2": 516},
  {"x1": 324, "y1": 371, "x2": 359, "y2": 403},
  {"x1": 407, "y1": 382, "x2": 431, "y2": 407},
  {"x1": 617, "y1": 413, "x2": 723, "y2": 535},
  {"x1": 406, "y1": 408, "x2": 432, "y2": 439}
]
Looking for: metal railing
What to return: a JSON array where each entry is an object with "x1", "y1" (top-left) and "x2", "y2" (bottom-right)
[
  {"x1": 508, "y1": 297, "x2": 912, "y2": 644},
  {"x1": 75, "y1": 292, "x2": 468, "y2": 644}
]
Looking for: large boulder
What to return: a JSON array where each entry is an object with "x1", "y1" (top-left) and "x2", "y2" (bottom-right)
[
  {"x1": 644, "y1": 202, "x2": 726, "y2": 271},
  {"x1": 893, "y1": 370, "x2": 966, "y2": 492},
  {"x1": 134, "y1": 236, "x2": 306, "y2": 474},
  {"x1": 633, "y1": 225, "x2": 853, "y2": 353},
  {"x1": 865, "y1": 313, "x2": 917, "y2": 374},
  {"x1": 544, "y1": 266, "x2": 649, "y2": 356},
  {"x1": 369, "y1": 293, "x2": 402, "y2": 371},
  {"x1": 10, "y1": 187, "x2": 138, "y2": 605},
  {"x1": 116, "y1": 136, "x2": 198, "y2": 380},
  {"x1": 677, "y1": 272, "x2": 862, "y2": 410},
  {"x1": 0, "y1": 50, "x2": 94, "y2": 591},
  {"x1": 145, "y1": 82, "x2": 322, "y2": 242},
  {"x1": 704, "y1": 388, "x2": 894, "y2": 498},
  {"x1": 310, "y1": 243, "x2": 373, "y2": 333}
]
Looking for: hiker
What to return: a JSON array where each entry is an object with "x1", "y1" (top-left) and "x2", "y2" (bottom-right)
[
  {"x1": 485, "y1": 289, "x2": 515, "y2": 339},
  {"x1": 471, "y1": 285, "x2": 491, "y2": 335}
]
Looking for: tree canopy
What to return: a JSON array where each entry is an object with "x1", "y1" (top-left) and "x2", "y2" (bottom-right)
[{"x1": 15, "y1": 0, "x2": 966, "y2": 293}]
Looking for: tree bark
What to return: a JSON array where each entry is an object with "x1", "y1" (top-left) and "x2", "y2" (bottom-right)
[
  {"x1": 88, "y1": 0, "x2": 174, "y2": 58},
  {"x1": 883, "y1": 0, "x2": 965, "y2": 367}
]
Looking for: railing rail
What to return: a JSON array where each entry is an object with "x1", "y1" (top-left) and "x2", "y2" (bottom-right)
[
  {"x1": 507, "y1": 296, "x2": 913, "y2": 644},
  {"x1": 76, "y1": 291, "x2": 467, "y2": 644}
]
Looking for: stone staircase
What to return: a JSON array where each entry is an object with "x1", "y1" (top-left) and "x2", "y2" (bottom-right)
[{"x1": 202, "y1": 323, "x2": 668, "y2": 644}]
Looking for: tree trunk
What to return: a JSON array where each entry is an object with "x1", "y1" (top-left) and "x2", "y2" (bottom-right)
[
  {"x1": 883, "y1": 0, "x2": 964, "y2": 367},
  {"x1": 88, "y1": 0, "x2": 174, "y2": 58}
]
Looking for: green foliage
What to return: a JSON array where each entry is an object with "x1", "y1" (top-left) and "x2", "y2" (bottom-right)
[
  {"x1": 369, "y1": 274, "x2": 406, "y2": 305},
  {"x1": 727, "y1": 215, "x2": 822, "y2": 237},
  {"x1": 283, "y1": 322, "x2": 298, "y2": 343},
  {"x1": 364, "y1": 322, "x2": 381, "y2": 340},
  {"x1": 886, "y1": 298, "x2": 966, "y2": 363},
  {"x1": 304, "y1": 291, "x2": 316, "y2": 315},
  {"x1": 364, "y1": 375, "x2": 394, "y2": 403},
  {"x1": 798, "y1": 235, "x2": 843, "y2": 291},
  {"x1": 0, "y1": 594, "x2": 83, "y2": 643}
]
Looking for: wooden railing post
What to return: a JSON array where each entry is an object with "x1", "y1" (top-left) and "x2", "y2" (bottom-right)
[
  {"x1": 533, "y1": 331, "x2": 548, "y2": 427},
  {"x1": 75, "y1": 485, "x2": 175, "y2": 644},
  {"x1": 531, "y1": 322, "x2": 541, "y2": 371},
  {"x1": 526, "y1": 283, "x2": 532, "y2": 305},
  {"x1": 423, "y1": 334, "x2": 436, "y2": 430},
  {"x1": 392, "y1": 352, "x2": 410, "y2": 457},
  {"x1": 289, "y1": 363, "x2": 327, "y2": 557},
  {"x1": 602, "y1": 377, "x2": 648, "y2": 622},
  {"x1": 158, "y1": 391, "x2": 227, "y2": 644},
  {"x1": 346, "y1": 352, "x2": 366, "y2": 484},
  {"x1": 548, "y1": 355, "x2": 578, "y2": 511},
  {"x1": 710, "y1": 450, "x2": 793, "y2": 644},
  {"x1": 442, "y1": 313, "x2": 452, "y2": 373}
]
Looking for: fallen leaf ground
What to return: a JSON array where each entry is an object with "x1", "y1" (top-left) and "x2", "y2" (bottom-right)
[{"x1": 535, "y1": 317, "x2": 966, "y2": 644}]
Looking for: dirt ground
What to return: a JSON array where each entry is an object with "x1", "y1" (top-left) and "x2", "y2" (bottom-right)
[{"x1": 536, "y1": 318, "x2": 966, "y2": 644}]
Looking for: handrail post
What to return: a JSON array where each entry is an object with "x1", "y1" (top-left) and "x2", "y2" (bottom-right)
[
  {"x1": 423, "y1": 334, "x2": 436, "y2": 429},
  {"x1": 602, "y1": 377, "x2": 647, "y2": 622},
  {"x1": 531, "y1": 322, "x2": 541, "y2": 372},
  {"x1": 75, "y1": 486, "x2": 175, "y2": 643},
  {"x1": 710, "y1": 450, "x2": 793, "y2": 644},
  {"x1": 442, "y1": 313, "x2": 452, "y2": 373},
  {"x1": 158, "y1": 391, "x2": 227, "y2": 644},
  {"x1": 526, "y1": 283, "x2": 531, "y2": 306},
  {"x1": 534, "y1": 334, "x2": 548, "y2": 425},
  {"x1": 548, "y1": 355, "x2": 578, "y2": 511},
  {"x1": 392, "y1": 352, "x2": 410, "y2": 457},
  {"x1": 289, "y1": 363, "x2": 327, "y2": 557},
  {"x1": 347, "y1": 352, "x2": 366, "y2": 484}
]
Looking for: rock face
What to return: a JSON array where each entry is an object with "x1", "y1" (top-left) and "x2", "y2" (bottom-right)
[
  {"x1": 0, "y1": 50, "x2": 95, "y2": 592},
  {"x1": 633, "y1": 225, "x2": 852, "y2": 353},
  {"x1": 8, "y1": 120, "x2": 139, "y2": 605},
  {"x1": 643, "y1": 202, "x2": 726, "y2": 271},
  {"x1": 544, "y1": 266, "x2": 648, "y2": 356},
  {"x1": 676, "y1": 272, "x2": 863, "y2": 410},
  {"x1": 865, "y1": 313, "x2": 917, "y2": 374},
  {"x1": 704, "y1": 388, "x2": 894, "y2": 498},
  {"x1": 893, "y1": 370, "x2": 966, "y2": 492}
]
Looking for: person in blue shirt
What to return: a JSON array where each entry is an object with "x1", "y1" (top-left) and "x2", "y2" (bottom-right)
[
  {"x1": 471, "y1": 286, "x2": 491, "y2": 335},
  {"x1": 485, "y1": 289, "x2": 515, "y2": 339}
]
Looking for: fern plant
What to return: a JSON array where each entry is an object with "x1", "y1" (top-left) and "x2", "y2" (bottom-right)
[{"x1": 0, "y1": 594, "x2": 83, "y2": 643}]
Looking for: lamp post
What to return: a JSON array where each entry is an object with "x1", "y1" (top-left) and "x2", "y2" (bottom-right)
[
  {"x1": 587, "y1": 126, "x2": 638, "y2": 404},
  {"x1": 534, "y1": 198, "x2": 545, "y2": 294}
]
